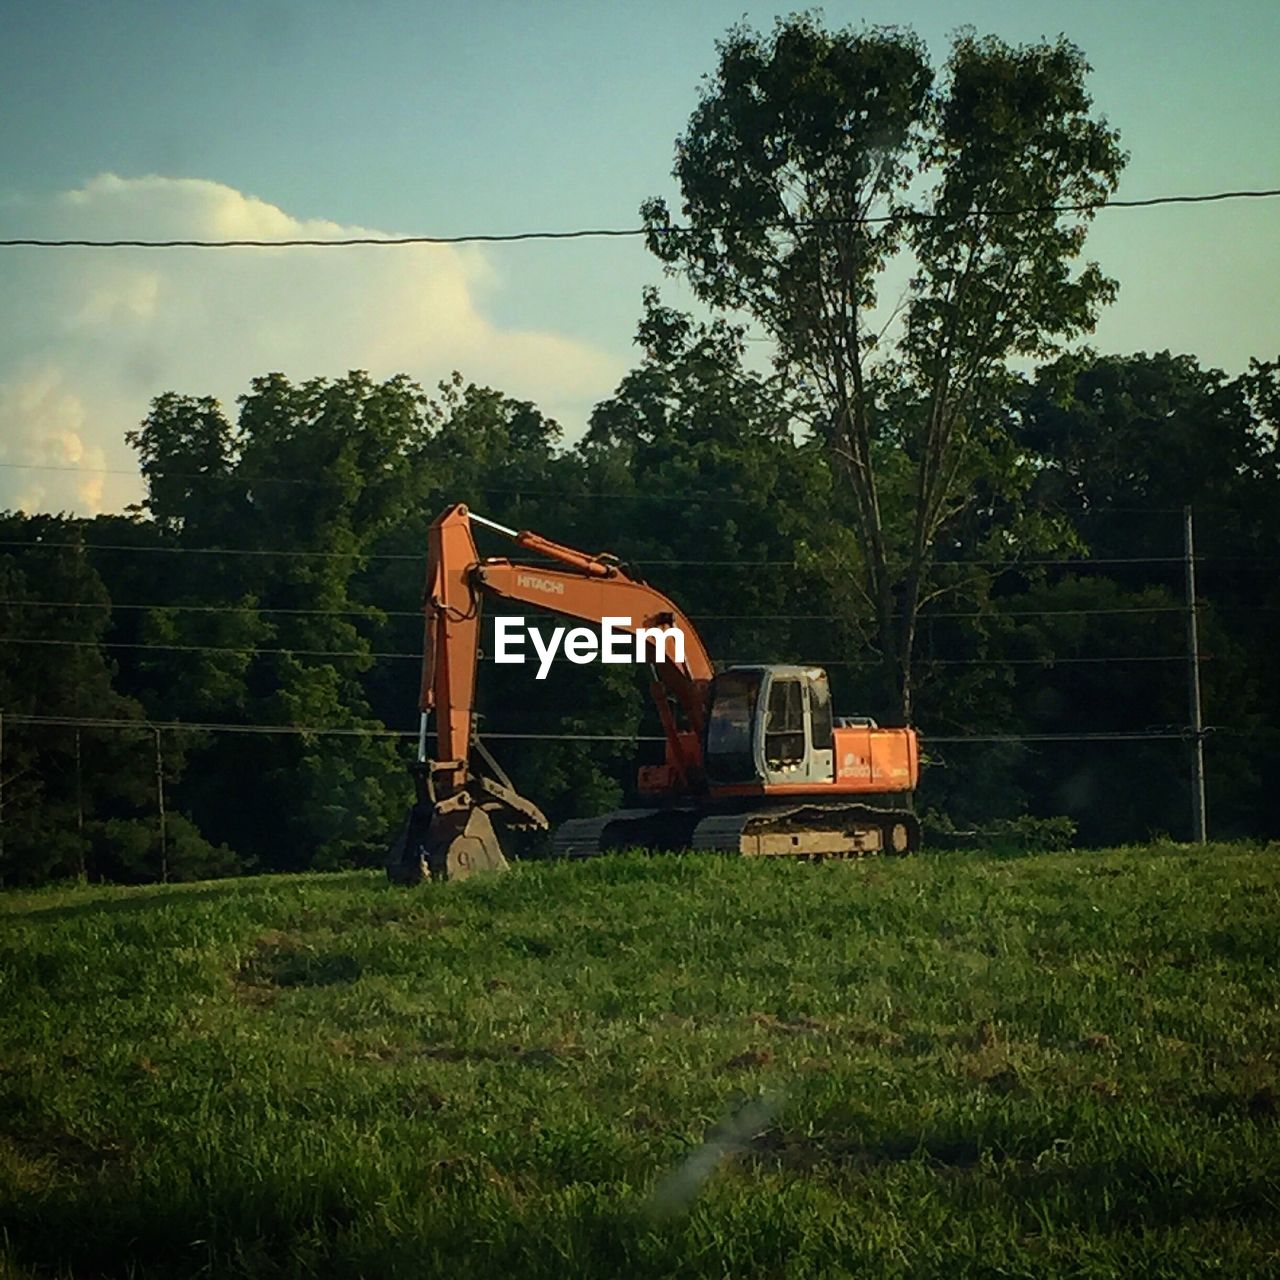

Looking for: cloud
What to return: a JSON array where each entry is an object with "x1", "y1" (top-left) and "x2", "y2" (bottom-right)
[
  {"x1": 0, "y1": 174, "x2": 626, "y2": 515},
  {"x1": 0, "y1": 366, "x2": 107, "y2": 512}
]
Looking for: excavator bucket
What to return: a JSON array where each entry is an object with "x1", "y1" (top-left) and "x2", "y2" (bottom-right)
[
  {"x1": 386, "y1": 796, "x2": 508, "y2": 884},
  {"x1": 428, "y1": 795, "x2": 511, "y2": 880},
  {"x1": 386, "y1": 775, "x2": 549, "y2": 884}
]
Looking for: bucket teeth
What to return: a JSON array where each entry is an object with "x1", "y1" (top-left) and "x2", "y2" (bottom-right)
[{"x1": 388, "y1": 768, "x2": 550, "y2": 884}]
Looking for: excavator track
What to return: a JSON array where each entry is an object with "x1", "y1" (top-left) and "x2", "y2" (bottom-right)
[
  {"x1": 552, "y1": 802, "x2": 919, "y2": 860},
  {"x1": 691, "y1": 802, "x2": 920, "y2": 858},
  {"x1": 553, "y1": 808, "x2": 701, "y2": 859}
]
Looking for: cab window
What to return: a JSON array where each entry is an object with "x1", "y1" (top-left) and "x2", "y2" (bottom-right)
[
  {"x1": 706, "y1": 671, "x2": 760, "y2": 782},
  {"x1": 764, "y1": 678, "x2": 806, "y2": 769},
  {"x1": 808, "y1": 674, "x2": 834, "y2": 750}
]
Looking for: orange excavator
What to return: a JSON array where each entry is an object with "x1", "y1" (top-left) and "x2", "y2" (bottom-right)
[{"x1": 386, "y1": 503, "x2": 921, "y2": 883}]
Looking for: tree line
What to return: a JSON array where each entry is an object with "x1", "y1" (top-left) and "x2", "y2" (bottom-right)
[
  {"x1": 2, "y1": 336, "x2": 1275, "y2": 885},
  {"x1": 1, "y1": 16, "x2": 1276, "y2": 884}
]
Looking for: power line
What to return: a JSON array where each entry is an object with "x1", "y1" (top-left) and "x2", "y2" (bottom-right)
[
  {"x1": 7, "y1": 598, "x2": 1270, "y2": 622},
  {"x1": 2, "y1": 187, "x2": 1277, "y2": 249},
  {"x1": 726, "y1": 654, "x2": 1195, "y2": 667},
  {"x1": 0, "y1": 538, "x2": 420, "y2": 561},
  {"x1": 924, "y1": 730, "x2": 1197, "y2": 743},
  {"x1": 682, "y1": 603, "x2": 1270, "y2": 620},
  {"x1": 3, "y1": 537, "x2": 1275, "y2": 569},
  {"x1": 3, "y1": 712, "x2": 1231, "y2": 746},
  {"x1": 1, "y1": 713, "x2": 660, "y2": 742},
  {"x1": 0, "y1": 635, "x2": 1204, "y2": 666},
  {"x1": 0, "y1": 598, "x2": 413, "y2": 619},
  {"x1": 0, "y1": 636, "x2": 409, "y2": 661}
]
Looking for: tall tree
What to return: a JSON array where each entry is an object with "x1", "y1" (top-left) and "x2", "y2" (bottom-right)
[
  {"x1": 123, "y1": 372, "x2": 432, "y2": 869},
  {"x1": 643, "y1": 16, "x2": 1126, "y2": 720}
]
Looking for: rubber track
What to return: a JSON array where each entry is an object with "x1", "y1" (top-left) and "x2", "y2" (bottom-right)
[
  {"x1": 553, "y1": 802, "x2": 919, "y2": 859},
  {"x1": 552, "y1": 808, "x2": 666, "y2": 859},
  {"x1": 692, "y1": 803, "x2": 920, "y2": 856}
]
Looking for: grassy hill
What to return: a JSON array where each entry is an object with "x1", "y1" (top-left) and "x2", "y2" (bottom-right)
[{"x1": 2, "y1": 844, "x2": 1278, "y2": 1278}]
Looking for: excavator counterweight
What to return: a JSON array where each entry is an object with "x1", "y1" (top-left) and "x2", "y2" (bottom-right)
[{"x1": 386, "y1": 504, "x2": 920, "y2": 883}]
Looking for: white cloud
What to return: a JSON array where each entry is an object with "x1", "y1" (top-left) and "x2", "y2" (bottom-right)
[
  {"x1": 72, "y1": 270, "x2": 161, "y2": 328},
  {"x1": 0, "y1": 366, "x2": 107, "y2": 512},
  {"x1": 0, "y1": 174, "x2": 627, "y2": 515}
]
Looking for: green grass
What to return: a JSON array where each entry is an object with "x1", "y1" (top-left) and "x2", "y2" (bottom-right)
[{"x1": 2, "y1": 844, "x2": 1278, "y2": 1278}]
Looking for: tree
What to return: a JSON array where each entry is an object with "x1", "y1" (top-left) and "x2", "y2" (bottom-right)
[
  {"x1": 643, "y1": 15, "x2": 1126, "y2": 720},
  {"x1": 125, "y1": 393, "x2": 241, "y2": 538},
  {"x1": 123, "y1": 372, "x2": 434, "y2": 870},
  {"x1": 0, "y1": 516, "x2": 236, "y2": 885},
  {"x1": 581, "y1": 290, "x2": 833, "y2": 671},
  {"x1": 1018, "y1": 351, "x2": 1280, "y2": 837}
]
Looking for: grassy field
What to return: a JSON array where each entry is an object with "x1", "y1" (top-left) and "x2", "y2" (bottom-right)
[{"x1": 2, "y1": 844, "x2": 1278, "y2": 1279}]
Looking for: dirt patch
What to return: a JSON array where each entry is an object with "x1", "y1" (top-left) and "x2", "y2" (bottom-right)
[
  {"x1": 847, "y1": 1024, "x2": 905, "y2": 1050},
  {"x1": 231, "y1": 978, "x2": 279, "y2": 1007},
  {"x1": 1079, "y1": 1031, "x2": 1117, "y2": 1054},
  {"x1": 726, "y1": 1048, "x2": 774, "y2": 1070},
  {"x1": 746, "y1": 1013, "x2": 904, "y2": 1050},
  {"x1": 235, "y1": 933, "x2": 363, "y2": 990},
  {"x1": 326, "y1": 1036, "x2": 400, "y2": 1063}
]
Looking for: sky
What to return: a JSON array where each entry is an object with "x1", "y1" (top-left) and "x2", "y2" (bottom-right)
[{"x1": 0, "y1": 0, "x2": 1277, "y2": 515}]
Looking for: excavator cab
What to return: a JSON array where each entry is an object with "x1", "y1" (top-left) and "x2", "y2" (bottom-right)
[{"x1": 704, "y1": 666, "x2": 836, "y2": 787}]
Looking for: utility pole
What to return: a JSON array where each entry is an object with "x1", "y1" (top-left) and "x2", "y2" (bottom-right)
[
  {"x1": 154, "y1": 727, "x2": 168, "y2": 884},
  {"x1": 75, "y1": 727, "x2": 86, "y2": 882},
  {"x1": 1183, "y1": 506, "x2": 1207, "y2": 844}
]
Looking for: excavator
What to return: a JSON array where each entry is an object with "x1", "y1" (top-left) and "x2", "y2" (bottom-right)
[{"x1": 386, "y1": 503, "x2": 921, "y2": 883}]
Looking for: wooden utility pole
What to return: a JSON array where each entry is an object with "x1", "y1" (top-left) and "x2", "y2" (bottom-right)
[{"x1": 1183, "y1": 506, "x2": 1207, "y2": 844}]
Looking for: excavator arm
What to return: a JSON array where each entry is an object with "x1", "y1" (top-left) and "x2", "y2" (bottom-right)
[{"x1": 393, "y1": 503, "x2": 714, "y2": 882}]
